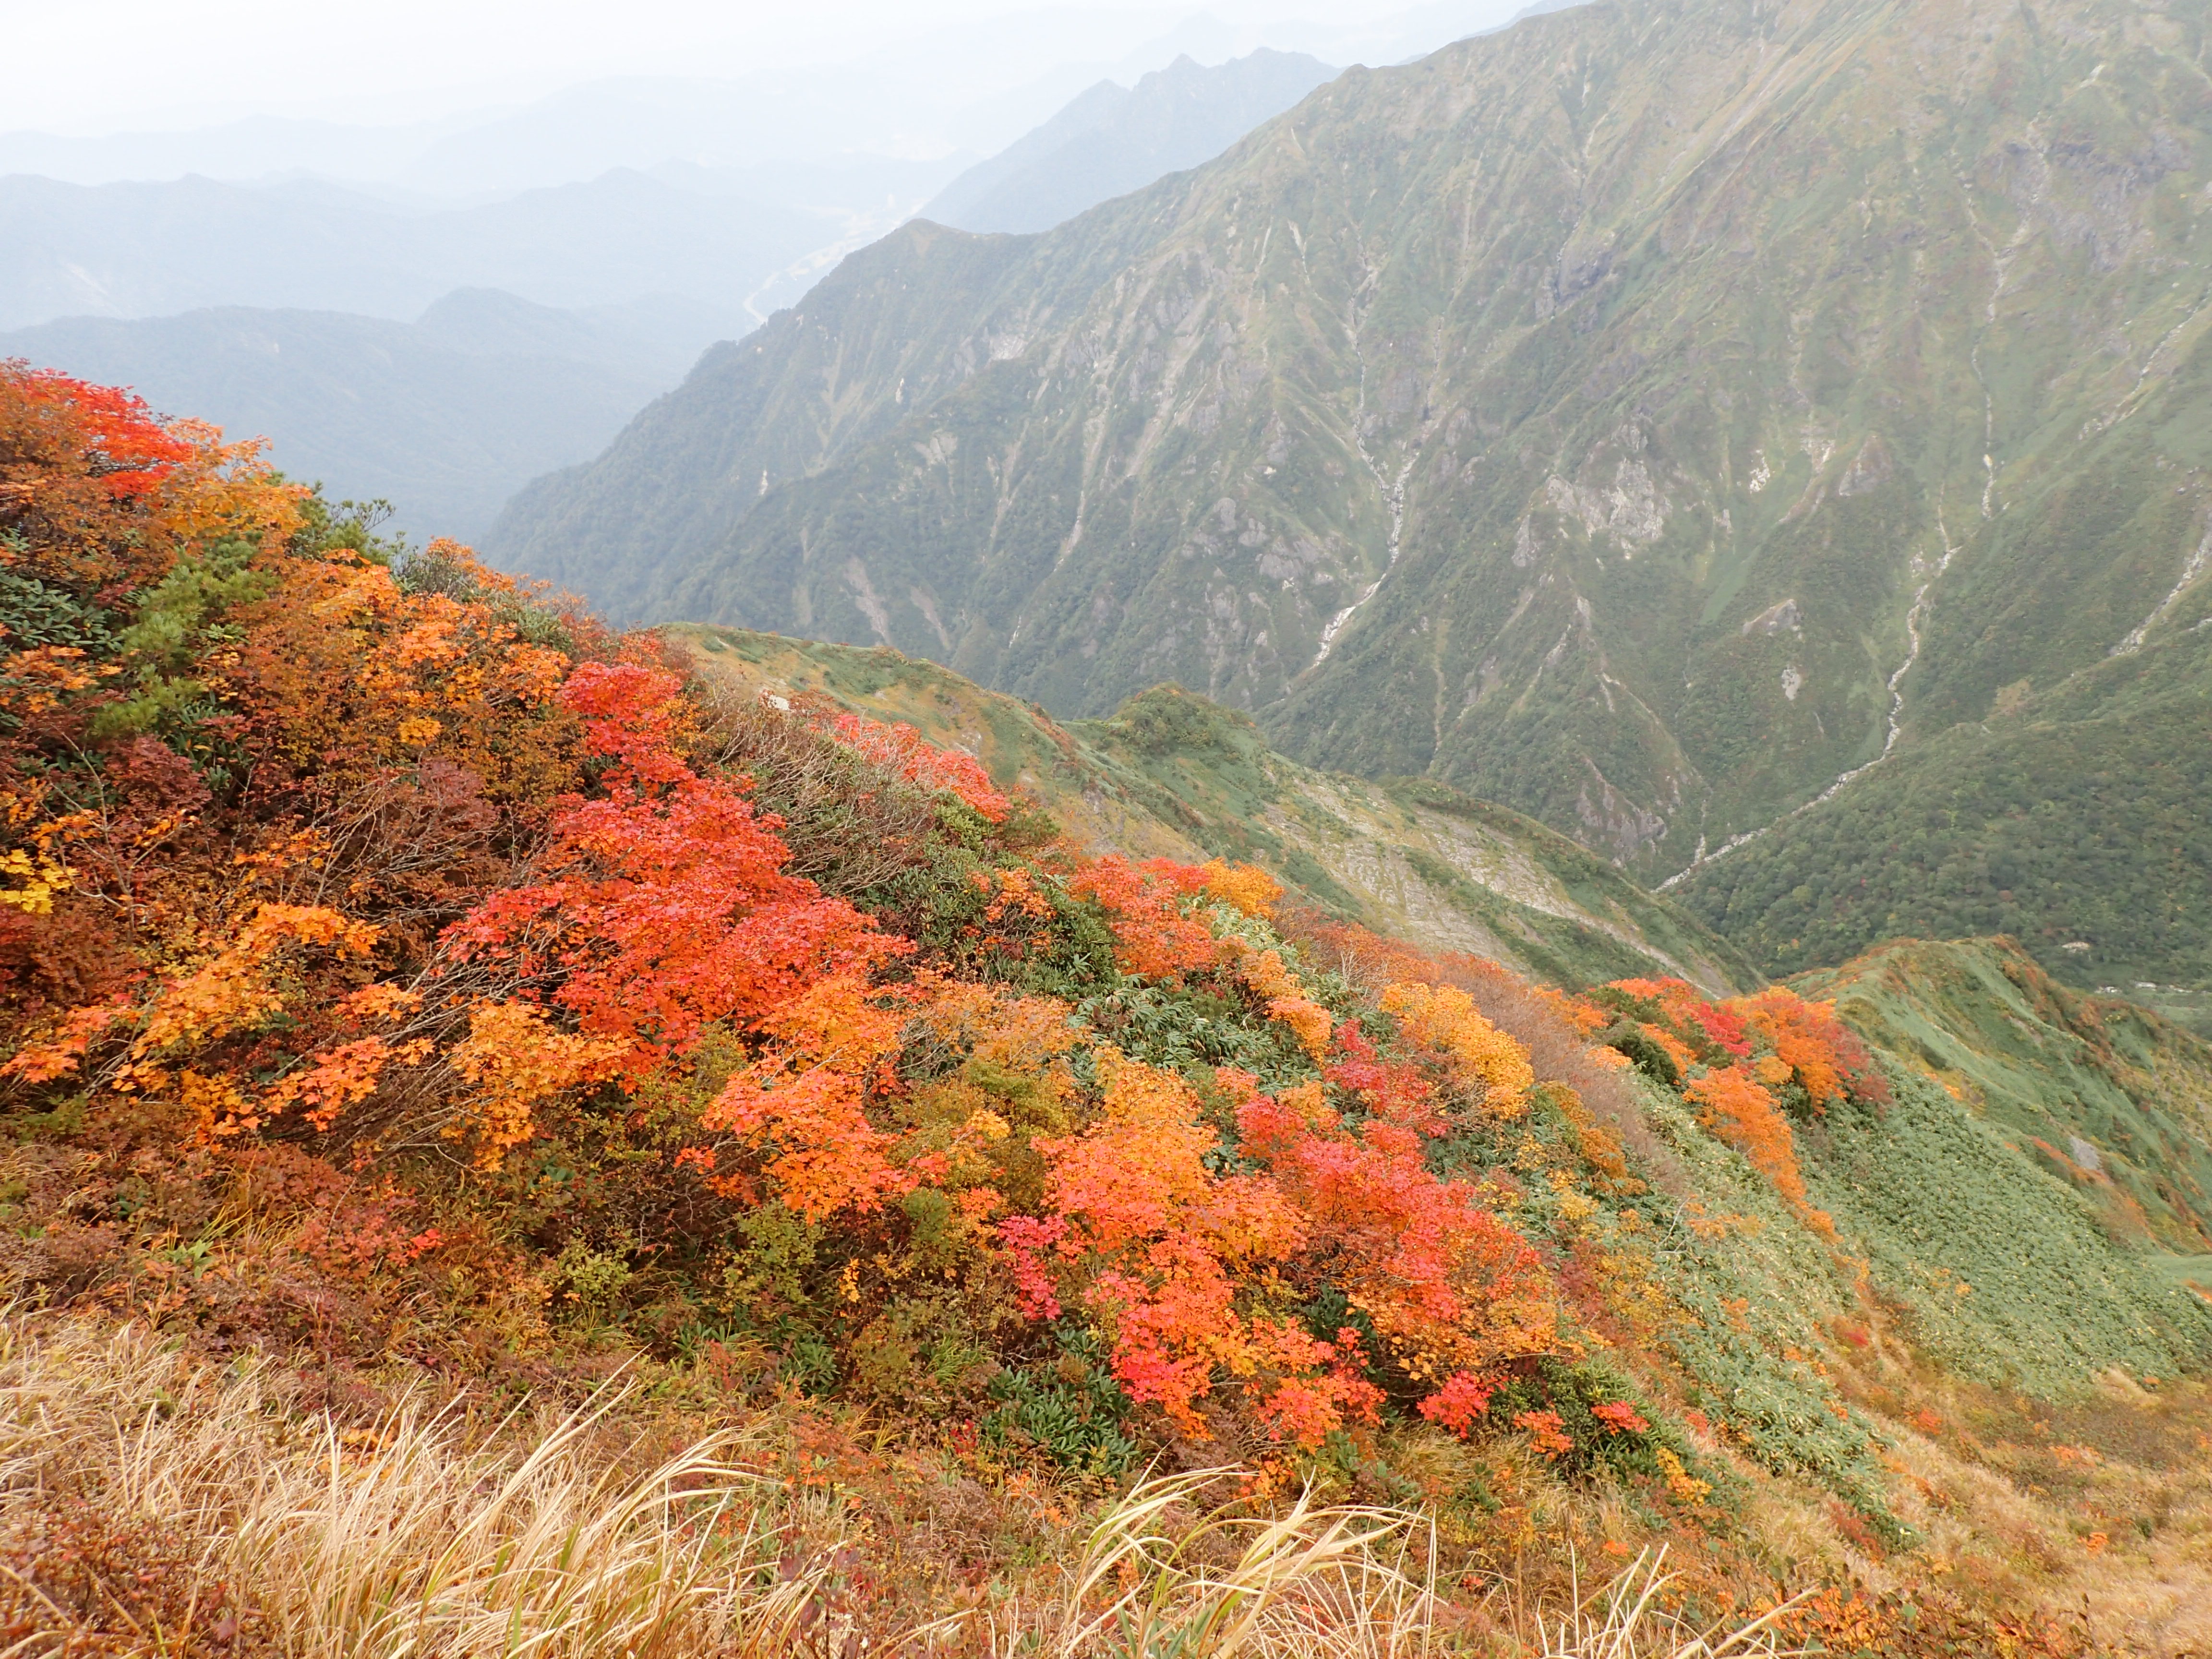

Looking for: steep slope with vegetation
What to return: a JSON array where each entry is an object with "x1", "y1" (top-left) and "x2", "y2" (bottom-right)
[
  {"x1": 488, "y1": 0, "x2": 2212, "y2": 991},
  {"x1": 9, "y1": 374, "x2": 2212, "y2": 1654},
  {"x1": 1793, "y1": 937, "x2": 2212, "y2": 1259},
  {"x1": 674, "y1": 623, "x2": 1756, "y2": 994}
]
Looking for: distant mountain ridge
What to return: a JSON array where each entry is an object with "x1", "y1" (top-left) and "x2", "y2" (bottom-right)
[
  {"x1": 487, "y1": 0, "x2": 2212, "y2": 1002},
  {"x1": 0, "y1": 4, "x2": 1533, "y2": 195},
  {"x1": 0, "y1": 290, "x2": 725, "y2": 540},
  {"x1": 0, "y1": 168, "x2": 819, "y2": 331},
  {"x1": 924, "y1": 50, "x2": 1337, "y2": 236}
]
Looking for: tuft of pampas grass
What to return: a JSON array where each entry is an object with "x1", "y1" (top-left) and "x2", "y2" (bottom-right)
[
  {"x1": 0, "y1": 1315, "x2": 834, "y2": 1657},
  {"x1": 1521, "y1": 1546, "x2": 1810, "y2": 1659},
  {"x1": 1045, "y1": 1467, "x2": 1438, "y2": 1658}
]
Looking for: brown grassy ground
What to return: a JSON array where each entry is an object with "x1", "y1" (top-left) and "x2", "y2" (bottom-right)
[
  {"x1": 0, "y1": 1310, "x2": 1831, "y2": 1659},
  {"x1": 6, "y1": 1304, "x2": 2210, "y2": 1657}
]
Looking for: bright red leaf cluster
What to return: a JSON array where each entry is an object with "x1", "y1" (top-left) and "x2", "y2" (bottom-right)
[
  {"x1": 448, "y1": 663, "x2": 902, "y2": 1080},
  {"x1": 827, "y1": 711, "x2": 1010, "y2": 822}
]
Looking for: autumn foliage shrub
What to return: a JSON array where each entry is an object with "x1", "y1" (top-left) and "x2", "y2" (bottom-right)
[
  {"x1": 0, "y1": 372, "x2": 1573, "y2": 1461},
  {"x1": 1735, "y1": 985, "x2": 1888, "y2": 1107},
  {"x1": 823, "y1": 709, "x2": 1010, "y2": 824},
  {"x1": 447, "y1": 662, "x2": 901, "y2": 1082},
  {"x1": 1066, "y1": 854, "x2": 1224, "y2": 981},
  {"x1": 1682, "y1": 1065, "x2": 1834, "y2": 1238},
  {"x1": 1588, "y1": 978, "x2": 1884, "y2": 1116},
  {"x1": 1571, "y1": 976, "x2": 1887, "y2": 1234},
  {"x1": 1282, "y1": 911, "x2": 1669, "y2": 1180}
]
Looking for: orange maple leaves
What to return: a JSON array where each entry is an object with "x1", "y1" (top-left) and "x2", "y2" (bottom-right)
[
  {"x1": 1036, "y1": 1052, "x2": 1379, "y2": 1446},
  {"x1": 1067, "y1": 855, "x2": 1223, "y2": 980},
  {"x1": 448, "y1": 663, "x2": 902, "y2": 1082},
  {"x1": 1228, "y1": 1050, "x2": 1557, "y2": 1415},
  {"x1": 1, "y1": 368, "x2": 193, "y2": 499},
  {"x1": 0, "y1": 362, "x2": 298, "y2": 599},
  {"x1": 1735, "y1": 987, "x2": 1884, "y2": 1108},
  {"x1": 1683, "y1": 1064, "x2": 1834, "y2": 1238},
  {"x1": 825, "y1": 711, "x2": 1010, "y2": 823},
  {"x1": 1580, "y1": 976, "x2": 1880, "y2": 1237},
  {"x1": 706, "y1": 973, "x2": 914, "y2": 1222},
  {"x1": 968, "y1": 856, "x2": 1558, "y2": 1445}
]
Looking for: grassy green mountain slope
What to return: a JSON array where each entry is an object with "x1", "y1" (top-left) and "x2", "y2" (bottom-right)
[
  {"x1": 488, "y1": 0, "x2": 2212, "y2": 918},
  {"x1": 1794, "y1": 937, "x2": 2212, "y2": 1260},
  {"x1": 675, "y1": 623, "x2": 1758, "y2": 993}
]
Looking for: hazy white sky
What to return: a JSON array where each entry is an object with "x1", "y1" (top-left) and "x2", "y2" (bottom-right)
[{"x1": 4, "y1": 0, "x2": 1485, "y2": 135}]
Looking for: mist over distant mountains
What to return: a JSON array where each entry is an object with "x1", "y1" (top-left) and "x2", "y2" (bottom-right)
[
  {"x1": 926, "y1": 51, "x2": 1337, "y2": 236},
  {"x1": 0, "y1": 32, "x2": 1383, "y2": 546},
  {"x1": 0, "y1": 169, "x2": 822, "y2": 333},
  {"x1": 0, "y1": 3, "x2": 1534, "y2": 195},
  {"x1": 0, "y1": 290, "x2": 724, "y2": 541}
]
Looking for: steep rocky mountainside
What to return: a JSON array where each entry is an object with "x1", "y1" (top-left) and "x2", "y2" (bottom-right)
[
  {"x1": 488, "y1": 0, "x2": 2212, "y2": 926},
  {"x1": 924, "y1": 50, "x2": 1338, "y2": 236},
  {"x1": 676, "y1": 625, "x2": 1756, "y2": 993}
]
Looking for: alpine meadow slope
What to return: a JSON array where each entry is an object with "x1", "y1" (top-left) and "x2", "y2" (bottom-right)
[
  {"x1": 489, "y1": 0, "x2": 2212, "y2": 998},
  {"x1": 12, "y1": 365, "x2": 2212, "y2": 1655}
]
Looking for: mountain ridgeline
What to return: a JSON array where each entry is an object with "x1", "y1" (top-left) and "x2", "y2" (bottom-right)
[
  {"x1": 922, "y1": 50, "x2": 1337, "y2": 236},
  {"x1": 490, "y1": 0, "x2": 2212, "y2": 996},
  {"x1": 0, "y1": 290, "x2": 727, "y2": 541}
]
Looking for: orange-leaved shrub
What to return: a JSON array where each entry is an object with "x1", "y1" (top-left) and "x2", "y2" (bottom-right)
[
  {"x1": 1066, "y1": 854, "x2": 1223, "y2": 980},
  {"x1": 1733, "y1": 986, "x2": 1887, "y2": 1108},
  {"x1": 446, "y1": 662, "x2": 902, "y2": 1082},
  {"x1": 1682, "y1": 1064, "x2": 1835, "y2": 1238},
  {"x1": 823, "y1": 709, "x2": 1010, "y2": 823},
  {"x1": 1577, "y1": 975, "x2": 1884, "y2": 1234}
]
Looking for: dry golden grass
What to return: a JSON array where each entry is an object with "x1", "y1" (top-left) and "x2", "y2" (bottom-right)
[
  {"x1": 1868, "y1": 1398, "x2": 2212, "y2": 1657},
  {"x1": 1514, "y1": 1549, "x2": 1808, "y2": 1659},
  {"x1": 1815, "y1": 1327, "x2": 2212, "y2": 1656},
  {"x1": 0, "y1": 1315, "x2": 840, "y2": 1657},
  {"x1": 948, "y1": 1467, "x2": 1441, "y2": 1657},
  {"x1": 0, "y1": 1311, "x2": 1864, "y2": 1658}
]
